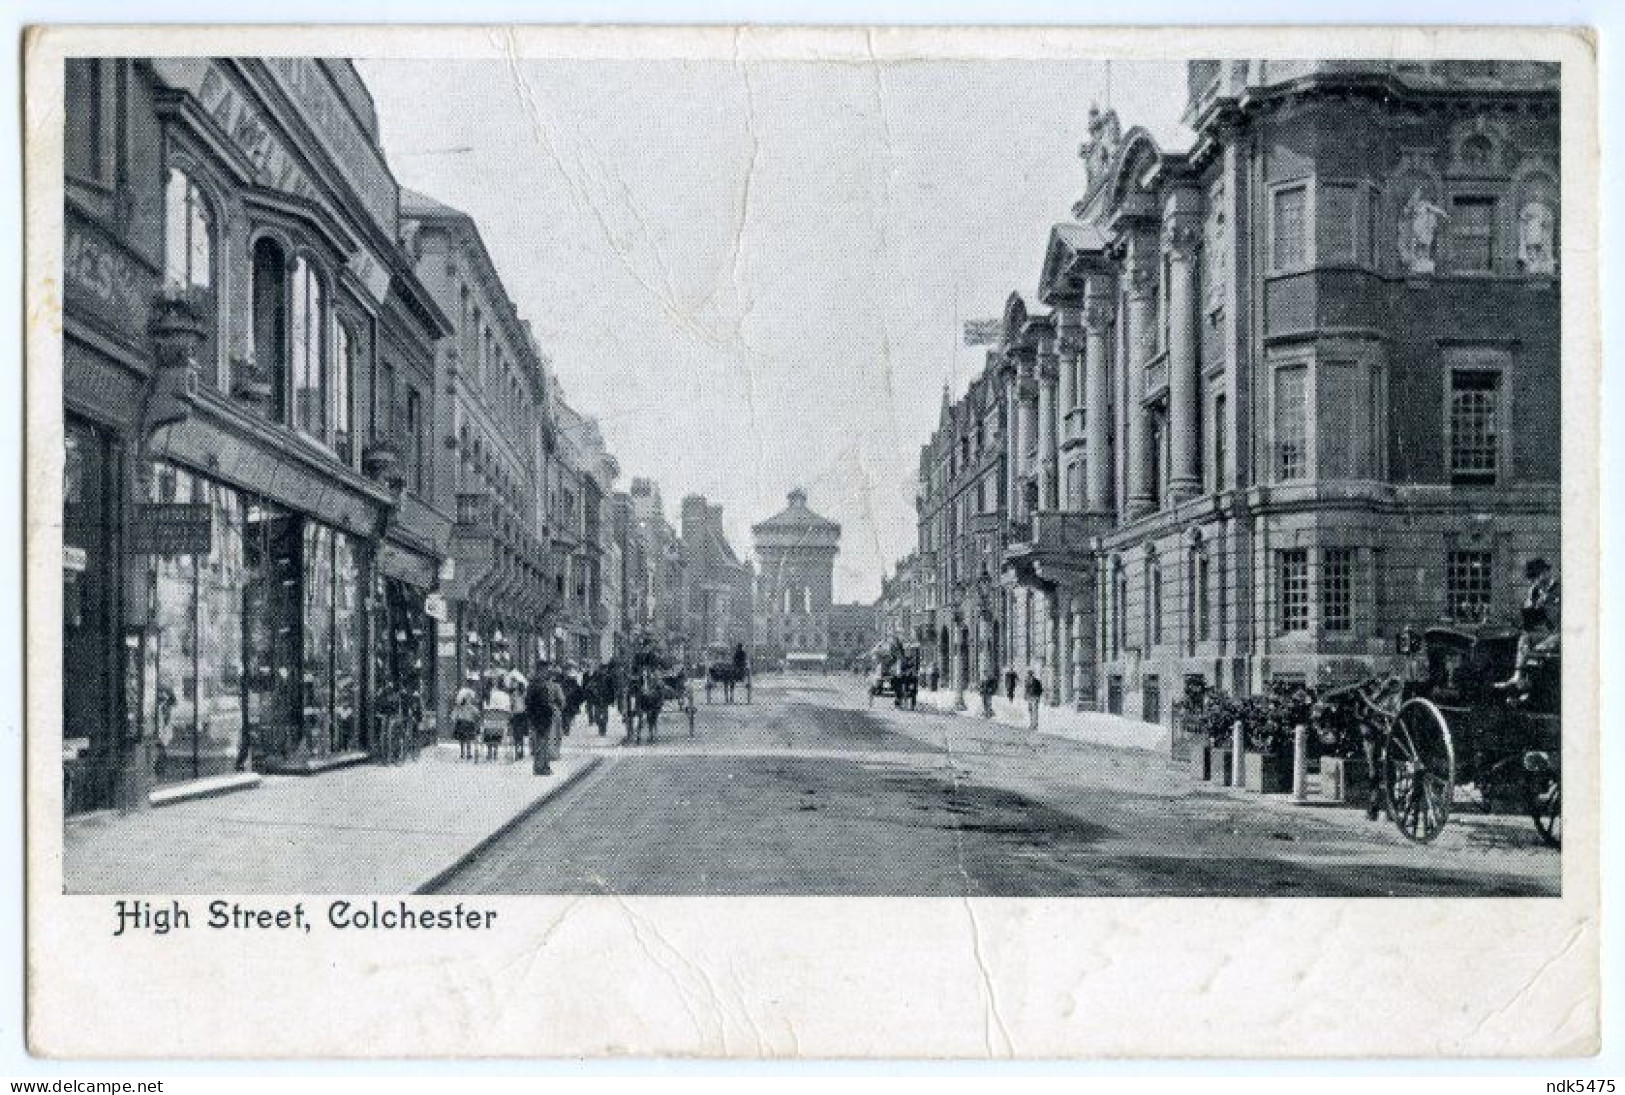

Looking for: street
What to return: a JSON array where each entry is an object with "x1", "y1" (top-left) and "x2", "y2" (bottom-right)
[{"x1": 433, "y1": 675, "x2": 1561, "y2": 897}]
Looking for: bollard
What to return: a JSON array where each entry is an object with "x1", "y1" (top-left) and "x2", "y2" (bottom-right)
[
  {"x1": 1292, "y1": 723, "x2": 1310, "y2": 802},
  {"x1": 1231, "y1": 719, "x2": 1246, "y2": 788}
]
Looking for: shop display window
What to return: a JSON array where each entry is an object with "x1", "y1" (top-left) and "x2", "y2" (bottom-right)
[
  {"x1": 333, "y1": 534, "x2": 364, "y2": 752},
  {"x1": 63, "y1": 417, "x2": 116, "y2": 811},
  {"x1": 302, "y1": 523, "x2": 334, "y2": 755},
  {"x1": 243, "y1": 498, "x2": 302, "y2": 765}
]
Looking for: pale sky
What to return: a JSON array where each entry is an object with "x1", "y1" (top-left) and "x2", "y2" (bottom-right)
[{"x1": 360, "y1": 58, "x2": 1191, "y2": 602}]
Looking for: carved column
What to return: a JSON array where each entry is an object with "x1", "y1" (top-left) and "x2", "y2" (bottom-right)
[
  {"x1": 1002, "y1": 358, "x2": 1021, "y2": 518},
  {"x1": 1019, "y1": 357, "x2": 1039, "y2": 485},
  {"x1": 1036, "y1": 333, "x2": 1059, "y2": 513},
  {"x1": 1165, "y1": 197, "x2": 1203, "y2": 502},
  {"x1": 1083, "y1": 277, "x2": 1115, "y2": 515},
  {"x1": 1124, "y1": 229, "x2": 1159, "y2": 518}
]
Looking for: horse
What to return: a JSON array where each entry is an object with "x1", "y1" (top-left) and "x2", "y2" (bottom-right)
[
  {"x1": 632, "y1": 668, "x2": 667, "y2": 744},
  {"x1": 705, "y1": 661, "x2": 749, "y2": 704}
]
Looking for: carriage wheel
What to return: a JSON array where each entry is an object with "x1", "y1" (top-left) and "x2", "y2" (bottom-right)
[
  {"x1": 1527, "y1": 774, "x2": 1561, "y2": 848},
  {"x1": 1382, "y1": 698, "x2": 1455, "y2": 844}
]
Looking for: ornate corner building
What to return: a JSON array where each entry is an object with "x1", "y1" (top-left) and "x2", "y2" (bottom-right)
[{"x1": 907, "y1": 60, "x2": 1560, "y2": 723}]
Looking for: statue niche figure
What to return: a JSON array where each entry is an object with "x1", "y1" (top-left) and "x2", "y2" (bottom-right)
[
  {"x1": 1399, "y1": 188, "x2": 1450, "y2": 275},
  {"x1": 1517, "y1": 199, "x2": 1556, "y2": 275}
]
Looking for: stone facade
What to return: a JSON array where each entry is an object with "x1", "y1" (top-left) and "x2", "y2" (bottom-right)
[
  {"x1": 399, "y1": 189, "x2": 555, "y2": 703},
  {"x1": 915, "y1": 362, "x2": 1011, "y2": 699},
  {"x1": 899, "y1": 60, "x2": 1560, "y2": 726}
]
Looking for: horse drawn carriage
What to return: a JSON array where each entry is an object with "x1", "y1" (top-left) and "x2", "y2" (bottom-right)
[
  {"x1": 1316, "y1": 625, "x2": 1561, "y2": 846},
  {"x1": 703, "y1": 644, "x2": 752, "y2": 704},
  {"x1": 868, "y1": 640, "x2": 920, "y2": 709}
]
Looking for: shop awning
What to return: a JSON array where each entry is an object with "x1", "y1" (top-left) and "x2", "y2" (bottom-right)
[
  {"x1": 378, "y1": 537, "x2": 438, "y2": 591},
  {"x1": 148, "y1": 397, "x2": 393, "y2": 541}
]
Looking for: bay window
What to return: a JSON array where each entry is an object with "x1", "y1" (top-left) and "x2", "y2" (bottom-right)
[
  {"x1": 163, "y1": 168, "x2": 218, "y2": 375},
  {"x1": 1273, "y1": 364, "x2": 1308, "y2": 481}
]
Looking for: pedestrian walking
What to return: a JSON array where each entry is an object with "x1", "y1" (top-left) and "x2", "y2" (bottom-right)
[
  {"x1": 482, "y1": 671, "x2": 511, "y2": 761},
  {"x1": 1024, "y1": 667, "x2": 1044, "y2": 750},
  {"x1": 979, "y1": 671, "x2": 997, "y2": 718},
  {"x1": 560, "y1": 666, "x2": 584, "y2": 737},
  {"x1": 403, "y1": 675, "x2": 425, "y2": 762},
  {"x1": 1004, "y1": 666, "x2": 1018, "y2": 703},
  {"x1": 506, "y1": 665, "x2": 530, "y2": 761},
  {"x1": 544, "y1": 668, "x2": 567, "y2": 761},
  {"x1": 589, "y1": 664, "x2": 614, "y2": 734},
  {"x1": 525, "y1": 661, "x2": 557, "y2": 776},
  {"x1": 452, "y1": 672, "x2": 480, "y2": 760}
]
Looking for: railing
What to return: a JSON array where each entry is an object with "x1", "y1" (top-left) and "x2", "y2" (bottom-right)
[
  {"x1": 1008, "y1": 511, "x2": 1098, "y2": 552},
  {"x1": 456, "y1": 491, "x2": 494, "y2": 529}
]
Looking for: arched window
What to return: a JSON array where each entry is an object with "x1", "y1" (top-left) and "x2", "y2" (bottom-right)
[
  {"x1": 165, "y1": 168, "x2": 217, "y2": 371},
  {"x1": 289, "y1": 255, "x2": 327, "y2": 439},
  {"x1": 164, "y1": 169, "x2": 213, "y2": 291},
  {"x1": 251, "y1": 237, "x2": 288, "y2": 421}
]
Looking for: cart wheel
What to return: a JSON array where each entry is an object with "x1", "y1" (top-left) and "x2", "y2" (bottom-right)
[
  {"x1": 1382, "y1": 698, "x2": 1455, "y2": 843},
  {"x1": 1526, "y1": 774, "x2": 1561, "y2": 848}
]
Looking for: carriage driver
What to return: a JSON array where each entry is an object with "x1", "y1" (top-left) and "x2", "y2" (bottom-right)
[{"x1": 1495, "y1": 557, "x2": 1561, "y2": 694}]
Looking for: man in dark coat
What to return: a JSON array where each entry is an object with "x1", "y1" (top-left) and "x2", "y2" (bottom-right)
[{"x1": 526, "y1": 661, "x2": 558, "y2": 776}]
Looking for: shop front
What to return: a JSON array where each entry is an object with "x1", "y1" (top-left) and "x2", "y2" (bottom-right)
[
  {"x1": 139, "y1": 459, "x2": 373, "y2": 781},
  {"x1": 375, "y1": 537, "x2": 441, "y2": 748},
  {"x1": 63, "y1": 415, "x2": 126, "y2": 813}
]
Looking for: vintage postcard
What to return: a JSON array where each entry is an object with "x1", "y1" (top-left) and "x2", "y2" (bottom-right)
[{"x1": 23, "y1": 24, "x2": 1599, "y2": 1058}]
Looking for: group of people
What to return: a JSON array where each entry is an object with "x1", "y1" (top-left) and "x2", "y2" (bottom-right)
[
  {"x1": 981, "y1": 666, "x2": 1047, "y2": 735},
  {"x1": 450, "y1": 659, "x2": 595, "y2": 775},
  {"x1": 447, "y1": 635, "x2": 708, "y2": 772}
]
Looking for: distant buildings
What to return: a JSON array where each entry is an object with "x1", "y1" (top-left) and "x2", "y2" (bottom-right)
[
  {"x1": 827, "y1": 602, "x2": 879, "y2": 670},
  {"x1": 624, "y1": 477, "x2": 686, "y2": 656},
  {"x1": 873, "y1": 553, "x2": 920, "y2": 659},
  {"x1": 752, "y1": 489, "x2": 842, "y2": 670},
  {"x1": 680, "y1": 495, "x2": 755, "y2": 656}
]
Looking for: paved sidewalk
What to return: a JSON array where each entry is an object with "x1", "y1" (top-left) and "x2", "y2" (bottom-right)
[
  {"x1": 913, "y1": 686, "x2": 1171, "y2": 753},
  {"x1": 64, "y1": 744, "x2": 600, "y2": 894}
]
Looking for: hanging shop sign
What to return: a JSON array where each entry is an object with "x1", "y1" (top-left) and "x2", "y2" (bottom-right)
[
  {"x1": 423, "y1": 593, "x2": 448, "y2": 622},
  {"x1": 130, "y1": 503, "x2": 213, "y2": 556}
]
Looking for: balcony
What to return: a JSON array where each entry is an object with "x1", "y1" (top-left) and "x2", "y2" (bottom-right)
[
  {"x1": 456, "y1": 491, "x2": 494, "y2": 531},
  {"x1": 1004, "y1": 510, "x2": 1110, "y2": 588}
]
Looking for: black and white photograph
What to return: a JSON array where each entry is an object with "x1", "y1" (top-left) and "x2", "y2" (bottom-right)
[{"x1": 22, "y1": 23, "x2": 1602, "y2": 1061}]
